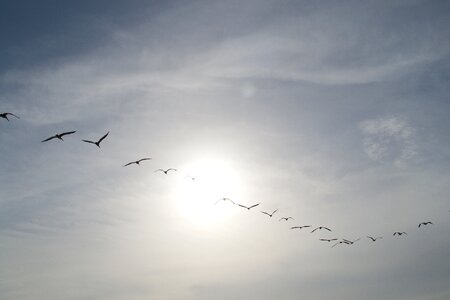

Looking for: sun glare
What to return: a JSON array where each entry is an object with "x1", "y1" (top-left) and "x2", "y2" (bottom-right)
[{"x1": 171, "y1": 158, "x2": 243, "y2": 229}]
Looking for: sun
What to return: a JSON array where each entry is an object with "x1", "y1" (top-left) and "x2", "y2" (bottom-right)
[{"x1": 171, "y1": 158, "x2": 243, "y2": 230}]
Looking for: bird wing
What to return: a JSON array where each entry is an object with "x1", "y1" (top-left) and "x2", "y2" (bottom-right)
[
  {"x1": 6, "y1": 113, "x2": 20, "y2": 119},
  {"x1": 311, "y1": 227, "x2": 319, "y2": 233},
  {"x1": 123, "y1": 162, "x2": 135, "y2": 167},
  {"x1": 167, "y1": 168, "x2": 177, "y2": 172},
  {"x1": 82, "y1": 139, "x2": 96, "y2": 144},
  {"x1": 290, "y1": 226, "x2": 300, "y2": 229},
  {"x1": 261, "y1": 211, "x2": 271, "y2": 216},
  {"x1": 238, "y1": 204, "x2": 248, "y2": 209},
  {"x1": 324, "y1": 227, "x2": 331, "y2": 231},
  {"x1": 41, "y1": 135, "x2": 57, "y2": 142},
  {"x1": 60, "y1": 131, "x2": 77, "y2": 137},
  {"x1": 138, "y1": 158, "x2": 152, "y2": 163},
  {"x1": 272, "y1": 209, "x2": 278, "y2": 215},
  {"x1": 98, "y1": 132, "x2": 109, "y2": 144},
  {"x1": 248, "y1": 203, "x2": 260, "y2": 209},
  {"x1": 154, "y1": 169, "x2": 164, "y2": 172}
]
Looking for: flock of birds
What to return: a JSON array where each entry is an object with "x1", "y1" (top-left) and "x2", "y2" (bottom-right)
[{"x1": 1, "y1": 111, "x2": 445, "y2": 249}]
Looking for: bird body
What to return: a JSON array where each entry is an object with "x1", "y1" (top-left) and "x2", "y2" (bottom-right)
[
  {"x1": 418, "y1": 221, "x2": 433, "y2": 228},
  {"x1": 311, "y1": 226, "x2": 331, "y2": 233},
  {"x1": 155, "y1": 168, "x2": 177, "y2": 174},
  {"x1": 123, "y1": 158, "x2": 152, "y2": 167},
  {"x1": 0, "y1": 112, "x2": 20, "y2": 121},
  {"x1": 41, "y1": 131, "x2": 77, "y2": 142},
  {"x1": 261, "y1": 209, "x2": 278, "y2": 217},
  {"x1": 290, "y1": 225, "x2": 311, "y2": 230},
  {"x1": 82, "y1": 132, "x2": 109, "y2": 148},
  {"x1": 393, "y1": 232, "x2": 407, "y2": 236},
  {"x1": 238, "y1": 203, "x2": 260, "y2": 210},
  {"x1": 215, "y1": 198, "x2": 235, "y2": 205}
]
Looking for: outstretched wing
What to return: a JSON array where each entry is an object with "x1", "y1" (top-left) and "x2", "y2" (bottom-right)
[
  {"x1": 311, "y1": 227, "x2": 319, "y2": 233},
  {"x1": 248, "y1": 203, "x2": 260, "y2": 209},
  {"x1": 123, "y1": 162, "x2": 136, "y2": 167},
  {"x1": 238, "y1": 204, "x2": 248, "y2": 209},
  {"x1": 323, "y1": 227, "x2": 331, "y2": 232},
  {"x1": 41, "y1": 135, "x2": 57, "y2": 142},
  {"x1": 6, "y1": 113, "x2": 20, "y2": 119},
  {"x1": 261, "y1": 211, "x2": 271, "y2": 216},
  {"x1": 60, "y1": 131, "x2": 77, "y2": 137},
  {"x1": 138, "y1": 158, "x2": 152, "y2": 163},
  {"x1": 98, "y1": 132, "x2": 109, "y2": 144},
  {"x1": 82, "y1": 139, "x2": 96, "y2": 144},
  {"x1": 167, "y1": 168, "x2": 177, "y2": 172}
]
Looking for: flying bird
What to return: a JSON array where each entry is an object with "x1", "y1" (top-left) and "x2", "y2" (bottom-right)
[
  {"x1": 215, "y1": 198, "x2": 235, "y2": 205},
  {"x1": 332, "y1": 241, "x2": 349, "y2": 248},
  {"x1": 290, "y1": 225, "x2": 311, "y2": 230},
  {"x1": 261, "y1": 209, "x2": 278, "y2": 217},
  {"x1": 279, "y1": 217, "x2": 294, "y2": 221},
  {"x1": 393, "y1": 232, "x2": 407, "y2": 236},
  {"x1": 367, "y1": 236, "x2": 383, "y2": 242},
  {"x1": 155, "y1": 168, "x2": 177, "y2": 174},
  {"x1": 343, "y1": 238, "x2": 361, "y2": 244},
  {"x1": 0, "y1": 112, "x2": 20, "y2": 121},
  {"x1": 311, "y1": 226, "x2": 331, "y2": 233},
  {"x1": 319, "y1": 238, "x2": 338, "y2": 242},
  {"x1": 418, "y1": 221, "x2": 433, "y2": 228},
  {"x1": 123, "y1": 158, "x2": 152, "y2": 167},
  {"x1": 82, "y1": 132, "x2": 109, "y2": 148},
  {"x1": 238, "y1": 203, "x2": 260, "y2": 210},
  {"x1": 41, "y1": 131, "x2": 77, "y2": 142},
  {"x1": 185, "y1": 175, "x2": 196, "y2": 181}
]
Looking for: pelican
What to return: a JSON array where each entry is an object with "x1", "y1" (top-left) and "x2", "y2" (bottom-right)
[
  {"x1": 155, "y1": 168, "x2": 177, "y2": 174},
  {"x1": 418, "y1": 221, "x2": 433, "y2": 228},
  {"x1": 123, "y1": 158, "x2": 152, "y2": 167},
  {"x1": 215, "y1": 198, "x2": 235, "y2": 205},
  {"x1": 319, "y1": 238, "x2": 338, "y2": 242},
  {"x1": 238, "y1": 203, "x2": 260, "y2": 210},
  {"x1": 0, "y1": 112, "x2": 20, "y2": 121},
  {"x1": 261, "y1": 209, "x2": 278, "y2": 217},
  {"x1": 367, "y1": 236, "x2": 383, "y2": 242},
  {"x1": 82, "y1": 132, "x2": 109, "y2": 148},
  {"x1": 393, "y1": 232, "x2": 407, "y2": 236},
  {"x1": 311, "y1": 226, "x2": 331, "y2": 233},
  {"x1": 41, "y1": 131, "x2": 77, "y2": 142},
  {"x1": 290, "y1": 225, "x2": 311, "y2": 230}
]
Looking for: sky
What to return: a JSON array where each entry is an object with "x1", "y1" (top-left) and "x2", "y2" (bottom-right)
[{"x1": 1, "y1": 0, "x2": 450, "y2": 299}]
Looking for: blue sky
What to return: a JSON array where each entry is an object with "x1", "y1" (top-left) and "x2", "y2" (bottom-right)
[{"x1": 1, "y1": 1, "x2": 450, "y2": 299}]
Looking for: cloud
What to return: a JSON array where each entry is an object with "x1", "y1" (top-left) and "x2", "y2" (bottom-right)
[{"x1": 359, "y1": 116, "x2": 417, "y2": 166}]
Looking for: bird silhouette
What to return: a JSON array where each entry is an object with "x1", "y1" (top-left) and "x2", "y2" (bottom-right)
[
  {"x1": 185, "y1": 175, "x2": 196, "y2": 181},
  {"x1": 238, "y1": 203, "x2": 260, "y2": 210},
  {"x1": 41, "y1": 131, "x2": 77, "y2": 142},
  {"x1": 215, "y1": 198, "x2": 235, "y2": 205},
  {"x1": 0, "y1": 112, "x2": 20, "y2": 121},
  {"x1": 332, "y1": 240, "x2": 349, "y2": 248},
  {"x1": 367, "y1": 236, "x2": 383, "y2": 242},
  {"x1": 418, "y1": 221, "x2": 433, "y2": 228},
  {"x1": 82, "y1": 132, "x2": 109, "y2": 148},
  {"x1": 342, "y1": 238, "x2": 361, "y2": 244},
  {"x1": 123, "y1": 158, "x2": 152, "y2": 167},
  {"x1": 279, "y1": 217, "x2": 294, "y2": 221},
  {"x1": 311, "y1": 226, "x2": 331, "y2": 233},
  {"x1": 261, "y1": 209, "x2": 278, "y2": 217},
  {"x1": 320, "y1": 238, "x2": 338, "y2": 242},
  {"x1": 393, "y1": 232, "x2": 407, "y2": 236},
  {"x1": 290, "y1": 225, "x2": 311, "y2": 230},
  {"x1": 155, "y1": 168, "x2": 177, "y2": 174}
]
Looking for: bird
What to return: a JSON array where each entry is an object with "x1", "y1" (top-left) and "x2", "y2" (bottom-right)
[
  {"x1": 155, "y1": 168, "x2": 177, "y2": 174},
  {"x1": 332, "y1": 241, "x2": 349, "y2": 248},
  {"x1": 261, "y1": 209, "x2": 278, "y2": 217},
  {"x1": 311, "y1": 226, "x2": 331, "y2": 233},
  {"x1": 319, "y1": 238, "x2": 338, "y2": 242},
  {"x1": 82, "y1": 132, "x2": 109, "y2": 148},
  {"x1": 418, "y1": 221, "x2": 433, "y2": 228},
  {"x1": 238, "y1": 203, "x2": 260, "y2": 210},
  {"x1": 123, "y1": 158, "x2": 152, "y2": 167},
  {"x1": 215, "y1": 198, "x2": 235, "y2": 205},
  {"x1": 343, "y1": 238, "x2": 361, "y2": 244},
  {"x1": 367, "y1": 236, "x2": 383, "y2": 242},
  {"x1": 185, "y1": 175, "x2": 196, "y2": 181},
  {"x1": 290, "y1": 225, "x2": 311, "y2": 230},
  {"x1": 41, "y1": 131, "x2": 77, "y2": 142},
  {"x1": 0, "y1": 112, "x2": 20, "y2": 121},
  {"x1": 393, "y1": 232, "x2": 407, "y2": 236},
  {"x1": 279, "y1": 217, "x2": 294, "y2": 221}
]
